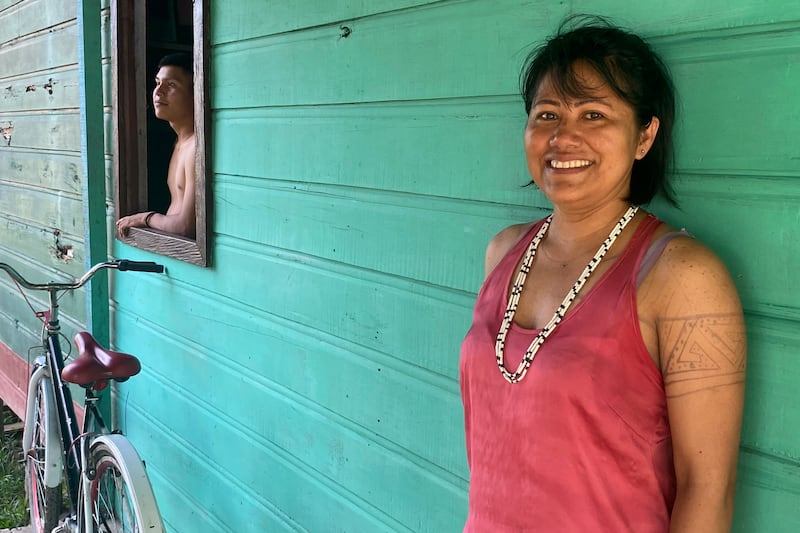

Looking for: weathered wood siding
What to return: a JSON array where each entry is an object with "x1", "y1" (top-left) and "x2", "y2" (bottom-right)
[
  {"x1": 109, "y1": 1, "x2": 800, "y2": 531},
  {"x1": 0, "y1": 0, "x2": 90, "y2": 415},
  {"x1": 1, "y1": 0, "x2": 796, "y2": 531}
]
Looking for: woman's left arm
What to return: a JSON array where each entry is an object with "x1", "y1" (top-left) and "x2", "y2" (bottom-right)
[{"x1": 653, "y1": 239, "x2": 747, "y2": 533}]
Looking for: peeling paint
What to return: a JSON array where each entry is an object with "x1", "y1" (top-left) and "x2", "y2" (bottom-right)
[
  {"x1": 43, "y1": 78, "x2": 54, "y2": 95},
  {"x1": 50, "y1": 230, "x2": 74, "y2": 263},
  {"x1": 1, "y1": 122, "x2": 13, "y2": 146},
  {"x1": 26, "y1": 85, "x2": 36, "y2": 92}
]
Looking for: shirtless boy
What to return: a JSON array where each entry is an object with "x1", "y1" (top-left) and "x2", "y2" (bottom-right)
[{"x1": 116, "y1": 53, "x2": 196, "y2": 239}]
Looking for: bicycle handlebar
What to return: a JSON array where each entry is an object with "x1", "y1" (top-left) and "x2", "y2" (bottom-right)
[
  {"x1": 116, "y1": 260, "x2": 165, "y2": 274},
  {"x1": 0, "y1": 259, "x2": 164, "y2": 292}
]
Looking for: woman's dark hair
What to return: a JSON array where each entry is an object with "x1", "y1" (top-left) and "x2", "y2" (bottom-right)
[
  {"x1": 520, "y1": 15, "x2": 677, "y2": 205},
  {"x1": 157, "y1": 52, "x2": 193, "y2": 80}
]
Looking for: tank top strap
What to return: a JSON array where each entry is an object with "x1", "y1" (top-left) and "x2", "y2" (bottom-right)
[{"x1": 627, "y1": 213, "x2": 667, "y2": 286}]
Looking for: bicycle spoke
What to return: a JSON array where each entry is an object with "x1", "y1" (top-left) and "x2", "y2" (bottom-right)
[{"x1": 94, "y1": 461, "x2": 137, "y2": 532}]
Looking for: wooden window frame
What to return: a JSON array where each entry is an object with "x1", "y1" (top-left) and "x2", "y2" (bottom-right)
[{"x1": 111, "y1": 0, "x2": 210, "y2": 266}]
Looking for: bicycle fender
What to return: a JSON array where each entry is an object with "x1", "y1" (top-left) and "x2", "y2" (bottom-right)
[
  {"x1": 22, "y1": 364, "x2": 64, "y2": 488},
  {"x1": 91, "y1": 434, "x2": 165, "y2": 531}
]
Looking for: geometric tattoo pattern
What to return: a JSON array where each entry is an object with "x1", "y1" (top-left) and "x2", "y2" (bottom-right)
[{"x1": 662, "y1": 313, "x2": 746, "y2": 397}]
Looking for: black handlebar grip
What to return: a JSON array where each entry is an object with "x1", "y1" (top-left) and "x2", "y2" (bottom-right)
[{"x1": 117, "y1": 260, "x2": 165, "y2": 273}]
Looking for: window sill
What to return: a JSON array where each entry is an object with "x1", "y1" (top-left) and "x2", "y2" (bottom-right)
[{"x1": 118, "y1": 227, "x2": 207, "y2": 266}]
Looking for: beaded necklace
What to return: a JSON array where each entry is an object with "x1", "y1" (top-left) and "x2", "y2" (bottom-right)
[{"x1": 495, "y1": 205, "x2": 639, "y2": 384}]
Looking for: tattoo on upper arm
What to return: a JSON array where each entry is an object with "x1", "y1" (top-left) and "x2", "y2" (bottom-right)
[{"x1": 660, "y1": 313, "x2": 746, "y2": 398}]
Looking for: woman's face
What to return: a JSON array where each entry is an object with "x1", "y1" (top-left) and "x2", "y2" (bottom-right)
[{"x1": 524, "y1": 62, "x2": 658, "y2": 211}]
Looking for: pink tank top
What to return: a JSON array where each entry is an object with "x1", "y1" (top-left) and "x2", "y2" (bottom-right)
[{"x1": 460, "y1": 214, "x2": 675, "y2": 532}]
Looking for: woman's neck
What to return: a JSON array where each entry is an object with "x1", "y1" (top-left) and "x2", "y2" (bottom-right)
[{"x1": 545, "y1": 202, "x2": 637, "y2": 254}]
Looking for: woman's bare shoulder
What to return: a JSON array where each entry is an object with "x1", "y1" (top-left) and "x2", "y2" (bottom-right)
[
  {"x1": 484, "y1": 222, "x2": 537, "y2": 279},
  {"x1": 646, "y1": 230, "x2": 744, "y2": 333}
]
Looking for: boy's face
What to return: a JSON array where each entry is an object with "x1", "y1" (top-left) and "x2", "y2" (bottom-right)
[{"x1": 152, "y1": 65, "x2": 193, "y2": 123}]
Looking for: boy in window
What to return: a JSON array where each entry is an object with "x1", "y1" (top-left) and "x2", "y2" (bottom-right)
[{"x1": 116, "y1": 53, "x2": 196, "y2": 238}]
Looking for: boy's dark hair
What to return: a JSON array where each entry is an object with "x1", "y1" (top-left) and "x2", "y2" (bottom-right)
[
  {"x1": 520, "y1": 15, "x2": 677, "y2": 206},
  {"x1": 157, "y1": 52, "x2": 193, "y2": 80}
]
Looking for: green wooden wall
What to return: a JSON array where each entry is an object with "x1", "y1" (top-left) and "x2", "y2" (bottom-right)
[
  {"x1": 0, "y1": 0, "x2": 92, "y2": 416},
  {"x1": 112, "y1": 1, "x2": 800, "y2": 531},
  {"x1": 0, "y1": 0, "x2": 798, "y2": 531}
]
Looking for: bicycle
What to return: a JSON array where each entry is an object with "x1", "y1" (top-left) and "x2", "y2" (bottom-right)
[{"x1": 0, "y1": 259, "x2": 166, "y2": 533}]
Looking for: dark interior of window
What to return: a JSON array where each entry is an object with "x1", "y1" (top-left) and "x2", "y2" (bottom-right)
[{"x1": 146, "y1": 0, "x2": 192, "y2": 216}]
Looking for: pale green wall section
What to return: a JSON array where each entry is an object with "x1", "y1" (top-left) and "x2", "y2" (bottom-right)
[
  {"x1": 0, "y1": 0, "x2": 90, "y2": 362},
  {"x1": 103, "y1": 1, "x2": 799, "y2": 532}
]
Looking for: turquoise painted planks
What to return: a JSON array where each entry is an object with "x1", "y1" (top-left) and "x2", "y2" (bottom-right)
[
  {"x1": 114, "y1": 315, "x2": 467, "y2": 532},
  {"x1": 0, "y1": 68, "x2": 81, "y2": 113},
  {"x1": 211, "y1": 1, "x2": 557, "y2": 109},
  {"x1": 212, "y1": 175, "x2": 799, "y2": 319},
  {"x1": 564, "y1": 0, "x2": 800, "y2": 36},
  {"x1": 116, "y1": 233, "x2": 475, "y2": 379},
  {"x1": 738, "y1": 315, "x2": 800, "y2": 459},
  {"x1": 0, "y1": 114, "x2": 83, "y2": 152},
  {"x1": 112, "y1": 274, "x2": 468, "y2": 477},
  {"x1": 97, "y1": 1, "x2": 800, "y2": 531},
  {"x1": 0, "y1": 182, "x2": 83, "y2": 235},
  {"x1": 212, "y1": 101, "x2": 534, "y2": 206},
  {"x1": 734, "y1": 448, "x2": 800, "y2": 533},
  {"x1": 213, "y1": 177, "x2": 540, "y2": 292},
  {"x1": 0, "y1": 22, "x2": 78, "y2": 77},
  {"x1": 123, "y1": 376, "x2": 457, "y2": 532},
  {"x1": 0, "y1": 0, "x2": 75, "y2": 44},
  {"x1": 0, "y1": 211, "x2": 85, "y2": 270},
  {"x1": 668, "y1": 49, "x2": 800, "y2": 174},
  {"x1": 141, "y1": 469, "x2": 240, "y2": 532},
  {"x1": 211, "y1": 0, "x2": 443, "y2": 44},
  {"x1": 0, "y1": 1, "x2": 23, "y2": 14},
  {"x1": 211, "y1": 1, "x2": 800, "y2": 110},
  {"x1": 0, "y1": 152, "x2": 83, "y2": 193}
]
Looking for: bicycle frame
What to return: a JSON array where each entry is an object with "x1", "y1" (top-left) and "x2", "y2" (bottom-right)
[
  {"x1": 6, "y1": 259, "x2": 164, "y2": 532},
  {"x1": 22, "y1": 286, "x2": 115, "y2": 531}
]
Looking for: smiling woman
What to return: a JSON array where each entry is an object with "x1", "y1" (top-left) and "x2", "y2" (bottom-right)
[
  {"x1": 460, "y1": 15, "x2": 746, "y2": 533},
  {"x1": 524, "y1": 62, "x2": 661, "y2": 212}
]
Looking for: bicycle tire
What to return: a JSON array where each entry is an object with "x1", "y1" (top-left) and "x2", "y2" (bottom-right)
[
  {"x1": 23, "y1": 373, "x2": 63, "y2": 533},
  {"x1": 88, "y1": 434, "x2": 164, "y2": 533}
]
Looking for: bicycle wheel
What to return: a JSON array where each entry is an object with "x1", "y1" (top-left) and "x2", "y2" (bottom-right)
[
  {"x1": 88, "y1": 434, "x2": 164, "y2": 533},
  {"x1": 23, "y1": 373, "x2": 63, "y2": 533}
]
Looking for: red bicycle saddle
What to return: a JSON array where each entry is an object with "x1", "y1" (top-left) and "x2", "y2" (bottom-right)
[{"x1": 61, "y1": 332, "x2": 141, "y2": 386}]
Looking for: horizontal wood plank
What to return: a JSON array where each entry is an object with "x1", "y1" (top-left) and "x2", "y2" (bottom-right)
[
  {"x1": 0, "y1": 114, "x2": 83, "y2": 153},
  {"x1": 0, "y1": 22, "x2": 77, "y2": 79},
  {"x1": 0, "y1": 151, "x2": 83, "y2": 193},
  {"x1": 211, "y1": 0, "x2": 555, "y2": 109},
  {"x1": 117, "y1": 317, "x2": 467, "y2": 532},
  {"x1": 213, "y1": 176, "x2": 541, "y2": 291},
  {"x1": 734, "y1": 447, "x2": 800, "y2": 533},
  {"x1": 0, "y1": 0, "x2": 75, "y2": 45},
  {"x1": 0, "y1": 216, "x2": 85, "y2": 276},
  {"x1": 212, "y1": 101, "x2": 533, "y2": 205},
  {"x1": 0, "y1": 181, "x2": 84, "y2": 236},
  {"x1": 0, "y1": 67, "x2": 81, "y2": 114},
  {"x1": 112, "y1": 275, "x2": 468, "y2": 478},
  {"x1": 211, "y1": 0, "x2": 443, "y2": 44},
  {"x1": 738, "y1": 315, "x2": 800, "y2": 459}
]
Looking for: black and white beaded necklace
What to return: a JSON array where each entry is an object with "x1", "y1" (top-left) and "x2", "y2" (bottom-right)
[{"x1": 495, "y1": 205, "x2": 639, "y2": 384}]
